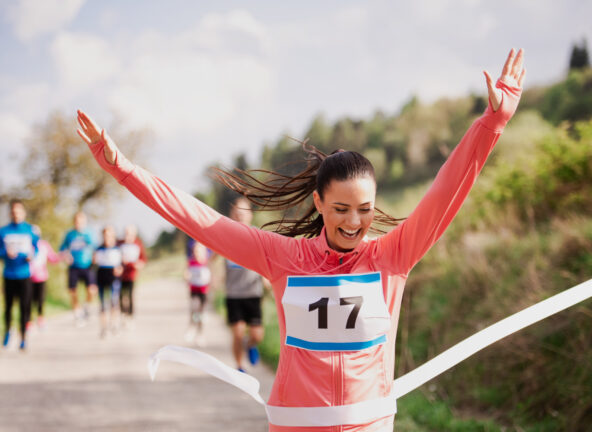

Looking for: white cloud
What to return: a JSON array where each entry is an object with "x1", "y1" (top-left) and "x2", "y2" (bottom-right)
[
  {"x1": 107, "y1": 10, "x2": 276, "y2": 139},
  {"x1": 51, "y1": 31, "x2": 120, "y2": 93},
  {"x1": 0, "y1": 112, "x2": 30, "y2": 188},
  {"x1": 0, "y1": 113, "x2": 29, "y2": 148},
  {"x1": 8, "y1": 0, "x2": 85, "y2": 42},
  {"x1": 0, "y1": 82, "x2": 51, "y2": 118}
]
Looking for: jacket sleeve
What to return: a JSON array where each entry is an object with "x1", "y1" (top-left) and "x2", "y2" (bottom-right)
[
  {"x1": 87, "y1": 138, "x2": 296, "y2": 281},
  {"x1": 377, "y1": 79, "x2": 522, "y2": 275},
  {"x1": 0, "y1": 232, "x2": 6, "y2": 260},
  {"x1": 31, "y1": 230, "x2": 39, "y2": 255},
  {"x1": 138, "y1": 240, "x2": 147, "y2": 264},
  {"x1": 45, "y1": 241, "x2": 61, "y2": 264},
  {"x1": 59, "y1": 234, "x2": 69, "y2": 252}
]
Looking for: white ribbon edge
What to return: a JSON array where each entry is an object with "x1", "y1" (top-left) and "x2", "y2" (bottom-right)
[
  {"x1": 148, "y1": 344, "x2": 265, "y2": 404},
  {"x1": 392, "y1": 278, "x2": 592, "y2": 398},
  {"x1": 148, "y1": 278, "x2": 592, "y2": 424}
]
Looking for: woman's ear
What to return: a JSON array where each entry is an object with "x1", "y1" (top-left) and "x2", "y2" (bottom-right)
[{"x1": 312, "y1": 190, "x2": 322, "y2": 215}]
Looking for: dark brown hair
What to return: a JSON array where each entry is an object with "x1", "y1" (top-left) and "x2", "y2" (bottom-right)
[
  {"x1": 9, "y1": 199, "x2": 24, "y2": 209},
  {"x1": 212, "y1": 142, "x2": 403, "y2": 238}
]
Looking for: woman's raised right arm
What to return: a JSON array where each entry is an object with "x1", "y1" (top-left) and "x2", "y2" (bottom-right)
[{"x1": 76, "y1": 110, "x2": 291, "y2": 280}]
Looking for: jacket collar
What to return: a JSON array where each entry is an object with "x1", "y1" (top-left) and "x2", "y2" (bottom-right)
[{"x1": 312, "y1": 226, "x2": 368, "y2": 264}]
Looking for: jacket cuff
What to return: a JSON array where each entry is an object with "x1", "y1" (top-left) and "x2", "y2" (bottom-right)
[
  {"x1": 88, "y1": 138, "x2": 136, "y2": 183},
  {"x1": 478, "y1": 79, "x2": 522, "y2": 132}
]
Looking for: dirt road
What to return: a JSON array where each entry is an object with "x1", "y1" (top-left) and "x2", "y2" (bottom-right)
[{"x1": 0, "y1": 277, "x2": 274, "y2": 432}]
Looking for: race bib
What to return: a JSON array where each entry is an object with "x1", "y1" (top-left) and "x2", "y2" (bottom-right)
[
  {"x1": 188, "y1": 265, "x2": 211, "y2": 287},
  {"x1": 95, "y1": 248, "x2": 122, "y2": 267},
  {"x1": 282, "y1": 272, "x2": 391, "y2": 351},
  {"x1": 4, "y1": 234, "x2": 33, "y2": 255},
  {"x1": 70, "y1": 237, "x2": 88, "y2": 251},
  {"x1": 120, "y1": 244, "x2": 141, "y2": 263}
]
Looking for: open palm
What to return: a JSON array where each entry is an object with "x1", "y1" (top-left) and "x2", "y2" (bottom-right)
[
  {"x1": 484, "y1": 48, "x2": 526, "y2": 111},
  {"x1": 77, "y1": 110, "x2": 117, "y2": 165}
]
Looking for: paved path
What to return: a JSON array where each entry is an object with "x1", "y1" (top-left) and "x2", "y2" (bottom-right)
[{"x1": 0, "y1": 278, "x2": 274, "y2": 432}]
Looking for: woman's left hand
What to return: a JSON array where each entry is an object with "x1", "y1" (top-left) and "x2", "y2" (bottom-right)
[{"x1": 484, "y1": 48, "x2": 526, "y2": 111}]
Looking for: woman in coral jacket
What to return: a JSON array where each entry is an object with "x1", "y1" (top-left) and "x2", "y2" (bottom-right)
[{"x1": 77, "y1": 49, "x2": 525, "y2": 431}]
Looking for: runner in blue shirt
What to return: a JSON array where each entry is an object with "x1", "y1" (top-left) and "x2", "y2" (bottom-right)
[
  {"x1": 0, "y1": 200, "x2": 39, "y2": 350},
  {"x1": 59, "y1": 211, "x2": 97, "y2": 325}
]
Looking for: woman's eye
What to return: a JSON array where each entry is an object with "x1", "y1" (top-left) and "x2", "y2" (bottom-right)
[
  {"x1": 360, "y1": 208, "x2": 371, "y2": 213},
  {"x1": 335, "y1": 208, "x2": 347, "y2": 213}
]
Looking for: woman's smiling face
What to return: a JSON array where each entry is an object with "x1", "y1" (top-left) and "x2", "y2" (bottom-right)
[{"x1": 313, "y1": 175, "x2": 376, "y2": 252}]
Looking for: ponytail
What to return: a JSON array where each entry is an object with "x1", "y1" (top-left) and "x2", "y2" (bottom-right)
[{"x1": 212, "y1": 142, "x2": 403, "y2": 238}]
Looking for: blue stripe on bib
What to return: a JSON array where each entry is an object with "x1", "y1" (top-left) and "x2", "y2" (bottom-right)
[
  {"x1": 286, "y1": 334, "x2": 387, "y2": 351},
  {"x1": 287, "y1": 272, "x2": 381, "y2": 287}
]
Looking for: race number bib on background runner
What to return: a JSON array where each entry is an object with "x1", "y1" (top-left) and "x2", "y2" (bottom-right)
[
  {"x1": 282, "y1": 272, "x2": 391, "y2": 351},
  {"x1": 120, "y1": 243, "x2": 141, "y2": 263},
  {"x1": 95, "y1": 248, "x2": 122, "y2": 267},
  {"x1": 4, "y1": 234, "x2": 33, "y2": 255}
]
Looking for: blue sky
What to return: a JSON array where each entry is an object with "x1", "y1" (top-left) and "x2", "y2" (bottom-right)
[{"x1": 1, "y1": 0, "x2": 590, "y2": 242}]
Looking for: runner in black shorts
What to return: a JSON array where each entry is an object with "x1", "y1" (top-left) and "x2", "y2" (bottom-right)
[
  {"x1": 226, "y1": 297, "x2": 262, "y2": 327},
  {"x1": 60, "y1": 212, "x2": 97, "y2": 324},
  {"x1": 224, "y1": 198, "x2": 265, "y2": 372},
  {"x1": 94, "y1": 225, "x2": 123, "y2": 338}
]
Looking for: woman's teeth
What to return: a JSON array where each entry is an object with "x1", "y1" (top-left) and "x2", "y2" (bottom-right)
[{"x1": 339, "y1": 228, "x2": 359, "y2": 239}]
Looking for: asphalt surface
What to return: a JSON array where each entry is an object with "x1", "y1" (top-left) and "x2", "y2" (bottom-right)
[{"x1": 0, "y1": 277, "x2": 274, "y2": 432}]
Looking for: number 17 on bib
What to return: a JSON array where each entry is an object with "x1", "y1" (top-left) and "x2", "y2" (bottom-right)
[{"x1": 282, "y1": 272, "x2": 391, "y2": 352}]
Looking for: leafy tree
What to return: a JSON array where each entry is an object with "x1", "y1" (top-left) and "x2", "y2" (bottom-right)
[
  {"x1": 5, "y1": 110, "x2": 149, "y2": 244},
  {"x1": 304, "y1": 114, "x2": 332, "y2": 152}
]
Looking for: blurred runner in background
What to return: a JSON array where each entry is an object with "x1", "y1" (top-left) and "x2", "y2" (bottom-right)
[
  {"x1": 29, "y1": 225, "x2": 61, "y2": 331},
  {"x1": 94, "y1": 225, "x2": 123, "y2": 338},
  {"x1": 0, "y1": 200, "x2": 39, "y2": 350},
  {"x1": 224, "y1": 197, "x2": 265, "y2": 372},
  {"x1": 60, "y1": 211, "x2": 96, "y2": 326},
  {"x1": 118, "y1": 224, "x2": 146, "y2": 326},
  {"x1": 184, "y1": 240, "x2": 211, "y2": 346}
]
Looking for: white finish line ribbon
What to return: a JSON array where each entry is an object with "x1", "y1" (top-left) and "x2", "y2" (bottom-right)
[{"x1": 148, "y1": 278, "x2": 592, "y2": 425}]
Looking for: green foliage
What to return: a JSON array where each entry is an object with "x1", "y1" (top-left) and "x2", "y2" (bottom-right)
[
  {"x1": 539, "y1": 68, "x2": 592, "y2": 125},
  {"x1": 398, "y1": 391, "x2": 501, "y2": 431},
  {"x1": 149, "y1": 227, "x2": 185, "y2": 258},
  {"x1": 472, "y1": 119, "x2": 592, "y2": 224}
]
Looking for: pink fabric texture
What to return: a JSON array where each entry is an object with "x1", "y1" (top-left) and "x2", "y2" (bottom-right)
[
  {"x1": 89, "y1": 80, "x2": 521, "y2": 431},
  {"x1": 30, "y1": 239, "x2": 60, "y2": 283}
]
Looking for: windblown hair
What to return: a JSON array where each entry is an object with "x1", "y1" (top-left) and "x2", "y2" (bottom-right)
[{"x1": 212, "y1": 141, "x2": 404, "y2": 238}]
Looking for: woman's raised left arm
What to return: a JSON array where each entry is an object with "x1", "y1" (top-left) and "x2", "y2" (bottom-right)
[{"x1": 379, "y1": 49, "x2": 525, "y2": 275}]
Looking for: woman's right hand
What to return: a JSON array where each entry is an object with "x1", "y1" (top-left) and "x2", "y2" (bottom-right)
[{"x1": 77, "y1": 110, "x2": 118, "y2": 165}]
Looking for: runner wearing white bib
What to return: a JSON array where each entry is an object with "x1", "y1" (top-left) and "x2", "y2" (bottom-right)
[
  {"x1": 94, "y1": 226, "x2": 123, "y2": 338},
  {"x1": 184, "y1": 241, "x2": 211, "y2": 346},
  {"x1": 78, "y1": 49, "x2": 526, "y2": 431},
  {"x1": 118, "y1": 224, "x2": 146, "y2": 322}
]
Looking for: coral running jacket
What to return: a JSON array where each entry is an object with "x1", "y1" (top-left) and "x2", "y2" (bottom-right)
[{"x1": 88, "y1": 80, "x2": 521, "y2": 431}]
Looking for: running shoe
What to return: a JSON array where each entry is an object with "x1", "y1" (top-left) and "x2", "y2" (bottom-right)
[
  {"x1": 26, "y1": 321, "x2": 33, "y2": 331},
  {"x1": 248, "y1": 346, "x2": 260, "y2": 366},
  {"x1": 238, "y1": 367, "x2": 247, "y2": 373},
  {"x1": 19, "y1": 340, "x2": 26, "y2": 351},
  {"x1": 2, "y1": 331, "x2": 9, "y2": 347}
]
